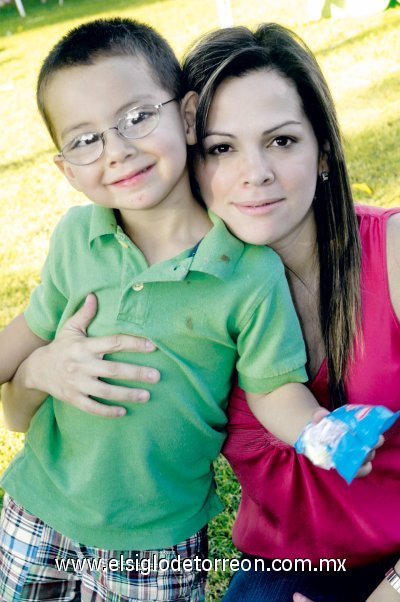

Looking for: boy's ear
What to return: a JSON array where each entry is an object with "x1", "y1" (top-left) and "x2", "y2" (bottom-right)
[
  {"x1": 318, "y1": 141, "x2": 330, "y2": 174},
  {"x1": 180, "y1": 91, "x2": 198, "y2": 146},
  {"x1": 53, "y1": 154, "x2": 84, "y2": 192}
]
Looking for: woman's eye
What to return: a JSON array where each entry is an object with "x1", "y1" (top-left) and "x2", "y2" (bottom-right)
[
  {"x1": 207, "y1": 144, "x2": 232, "y2": 155},
  {"x1": 271, "y1": 136, "x2": 294, "y2": 147}
]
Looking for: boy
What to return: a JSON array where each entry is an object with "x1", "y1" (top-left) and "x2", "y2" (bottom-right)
[{"x1": 0, "y1": 18, "x2": 320, "y2": 601}]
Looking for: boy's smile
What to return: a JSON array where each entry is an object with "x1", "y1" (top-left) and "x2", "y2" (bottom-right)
[
  {"x1": 46, "y1": 55, "x2": 192, "y2": 226},
  {"x1": 109, "y1": 164, "x2": 156, "y2": 187}
]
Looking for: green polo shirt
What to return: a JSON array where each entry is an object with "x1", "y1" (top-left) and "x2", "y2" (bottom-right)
[{"x1": 1, "y1": 204, "x2": 307, "y2": 549}]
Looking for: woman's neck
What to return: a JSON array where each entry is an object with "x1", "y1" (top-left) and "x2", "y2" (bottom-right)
[
  {"x1": 272, "y1": 212, "x2": 325, "y2": 379},
  {"x1": 272, "y1": 210, "x2": 319, "y2": 288}
]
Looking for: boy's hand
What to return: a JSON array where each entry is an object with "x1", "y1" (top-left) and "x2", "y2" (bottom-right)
[
  {"x1": 309, "y1": 408, "x2": 384, "y2": 479},
  {"x1": 27, "y1": 293, "x2": 160, "y2": 417}
]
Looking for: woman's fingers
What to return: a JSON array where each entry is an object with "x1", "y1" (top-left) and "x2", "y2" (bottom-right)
[
  {"x1": 311, "y1": 407, "x2": 329, "y2": 423},
  {"x1": 355, "y1": 435, "x2": 385, "y2": 478},
  {"x1": 41, "y1": 294, "x2": 160, "y2": 414},
  {"x1": 86, "y1": 333, "x2": 157, "y2": 356},
  {"x1": 69, "y1": 393, "x2": 128, "y2": 417},
  {"x1": 61, "y1": 292, "x2": 99, "y2": 336},
  {"x1": 84, "y1": 359, "x2": 160, "y2": 384},
  {"x1": 85, "y1": 378, "x2": 153, "y2": 403},
  {"x1": 58, "y1": 294, "x2": 158, "y2": 356},
  {"x1": 55, "y1": 359, "x2": 159, "y2": 406},
  {"x1": 354, "y1": 461, "x2": 373, "y2": 478}
]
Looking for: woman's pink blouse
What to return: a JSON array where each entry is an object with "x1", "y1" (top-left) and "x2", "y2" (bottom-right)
[{"x1": 224, "y1": 205, "x2": 400, "y2": 567}]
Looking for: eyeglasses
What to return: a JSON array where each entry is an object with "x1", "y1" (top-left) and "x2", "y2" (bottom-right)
[{"x1": 58, "y1": 98, "x2": 177, "y2": 166}]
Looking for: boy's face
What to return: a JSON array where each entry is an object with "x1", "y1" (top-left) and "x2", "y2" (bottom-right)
[{"x1": 46, "y1": 55, "x2": 190, "y2": 216}]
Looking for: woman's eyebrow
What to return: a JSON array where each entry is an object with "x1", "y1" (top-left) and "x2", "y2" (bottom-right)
[
  {"x1": 204, "y1": 120, "x2": 302, "y2": 139},
  {"x1": 262, "y1": 120, "x2": 302, "y2": 134},
  {"x1": 204, "y1": 131, "x2": 235, "y2": 139}
]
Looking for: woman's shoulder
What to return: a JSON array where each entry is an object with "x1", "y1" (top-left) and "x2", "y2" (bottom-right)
[
  {"x1": 386, "y1": 212, "x2": 400, "y2": 320},
  {"x1": 355, "y1": 202, "x2": 400, "y2": 221},
  {"x1": 356, "y1": 203, "x2": 400, "y2": 251},
  {"x1": 356, "y1": 204, "x2": 400, "y2": 321}
]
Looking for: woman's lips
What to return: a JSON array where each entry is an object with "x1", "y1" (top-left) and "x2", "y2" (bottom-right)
[
  {"x1": 234, "y1": 198, "x2": 285, "y2": 215},
  {"x1": 110, "y1": 164, "x2": 154, "y2": 187}
]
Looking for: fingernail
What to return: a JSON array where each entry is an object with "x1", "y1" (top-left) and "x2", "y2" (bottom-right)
[
  {"x1": 139, "y1": 391, "x2": 150, "y2": 402},
  {"x1": 147, "y1": 369, "x2": 160, "y2": 382},
  {"x1": 117, "y1": 408, "x2": 126, "y2": 416},
  {"x1": 145, "y1": 340, "x2": 156, "y2": 350}
]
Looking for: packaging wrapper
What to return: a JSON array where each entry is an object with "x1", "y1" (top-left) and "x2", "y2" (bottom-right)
[{"x1": 295, "y1": 404, "x2": 400, "y2": 483}]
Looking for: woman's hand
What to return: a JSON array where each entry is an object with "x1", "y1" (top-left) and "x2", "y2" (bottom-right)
[{"x1": 4, "y1": 294, "x2": 160, "y2": 426}]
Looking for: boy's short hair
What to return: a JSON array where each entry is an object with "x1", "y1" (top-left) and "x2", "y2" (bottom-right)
[{"x1": 37, "y1": 18, "x2": 183, "y2": 146}]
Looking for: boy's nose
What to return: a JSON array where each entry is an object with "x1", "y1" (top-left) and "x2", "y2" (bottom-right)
[
  {"x1": 242, "y1": 149, "x2": 274, "y2": 186},
  {"x1": 104, "y1": 128, "x2": 139, "y2": 163}
]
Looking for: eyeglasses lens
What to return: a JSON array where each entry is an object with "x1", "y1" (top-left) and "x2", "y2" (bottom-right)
[
  {"x1": 63, "y1": 133, "x2": 103, "y2": 166},
  {"x1": 120, "y1": 105, "x2": 159, "y2": 139}
]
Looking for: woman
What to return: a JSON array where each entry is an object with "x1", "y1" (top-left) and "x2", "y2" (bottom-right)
[
  {"x1": 3, "y1": 23, "x2": 400, "y2": 602},
  {"x1": 181, "y1": 24, "x2": 400, "y2": 601}
]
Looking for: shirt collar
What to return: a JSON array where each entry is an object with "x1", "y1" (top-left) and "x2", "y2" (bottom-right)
[
  {"x1": 188, "y1": 211, "x2": 245, "y2": 281},
  {"x1": 89, "y1": 205, "x2": 118, "y2": 244},
  {"x1": 88, "y1": 206, "x2": 245, "y2": 282}
]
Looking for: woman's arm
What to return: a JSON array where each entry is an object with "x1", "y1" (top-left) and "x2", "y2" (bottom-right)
[
  {"x1": 366, "y1": 559, "x2": 400, "y2": 602},
  {"x1": 0, "y1": 313, "x2": 47, "y2": 385},
  {"x1": 0, "y1": 311, "x2": 49, "y2": 431},
  {"x1": 355, "y1": 216, "x2": 400, "y2": 599},
  {"x1": 2, "y1": 294, "x2": 160, "y2": 432},
  {"x1": 386, "y1": 213, "x2": 400, "y2": 319}
]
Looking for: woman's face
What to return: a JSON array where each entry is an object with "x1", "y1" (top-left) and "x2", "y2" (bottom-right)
[{"x1": 195, "y1": 69, "x2": 322, "y2": 251}]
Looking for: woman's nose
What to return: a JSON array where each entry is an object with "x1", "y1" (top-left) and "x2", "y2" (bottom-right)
[{"x1": 242, "y1": 149, "x2": 274, "y2": 186}]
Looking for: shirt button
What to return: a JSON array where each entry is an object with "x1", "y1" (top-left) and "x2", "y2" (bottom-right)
[{"x1": 132, "y1": 283, "x2": 144, "y2": 291}]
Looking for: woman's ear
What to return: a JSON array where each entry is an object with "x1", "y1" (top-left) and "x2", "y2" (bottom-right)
[
  {"x1": 53, "y1": 154, "x2": 84, "y2": 192},
  {"x1": 318, "y1": 141, "x2": 330, "y2": 175},
  {"x1": 180, "y1": 91, "x2": 198, "y2": 146}
]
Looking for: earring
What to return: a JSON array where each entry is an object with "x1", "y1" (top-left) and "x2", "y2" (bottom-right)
[{"x1": 320, "y1": 171, "x2": 329, "y2": 183}]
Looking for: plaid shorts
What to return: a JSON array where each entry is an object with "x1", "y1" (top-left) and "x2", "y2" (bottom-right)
[{"x1": 0, "y1": 494, "x2": 208, "y2": 602}]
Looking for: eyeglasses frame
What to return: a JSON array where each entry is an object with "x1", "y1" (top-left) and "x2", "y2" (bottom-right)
[{"x1": 56, "y1": 97, "x2": 178, "y2": 166}]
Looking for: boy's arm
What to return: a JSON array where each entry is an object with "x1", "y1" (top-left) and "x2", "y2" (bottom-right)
[
  {"x1": 0, "y1": 313, "x2": 47, "y2": 385},
  {"x1": 246, "y1": 383, "x2": 318, "y2": 446},
  {"x1": 246, "y1": 386, "x2": 376, "y2": 478}
]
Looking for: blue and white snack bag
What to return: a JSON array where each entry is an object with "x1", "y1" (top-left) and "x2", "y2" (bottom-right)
[{"x1": 295, "y1": 404, "x2": 400, "y2": 484}]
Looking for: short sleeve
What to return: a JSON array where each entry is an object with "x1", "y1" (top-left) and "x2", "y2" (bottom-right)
[
  {"x1": 24, "y1": 226, "x2": 68, "y2": 341},
  {"x1": 236, "y1": 271, "x2": 308, "y2": 393}
]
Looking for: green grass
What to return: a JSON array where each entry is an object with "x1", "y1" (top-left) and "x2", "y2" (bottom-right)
[{"x1": 0, "y1": 1, "x2": 399, "y2": 599}]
